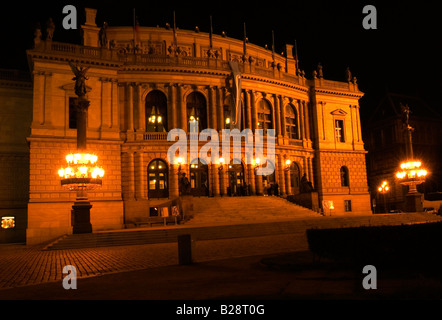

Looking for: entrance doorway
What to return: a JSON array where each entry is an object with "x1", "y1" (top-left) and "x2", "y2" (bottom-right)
[
  {"x1": 228, "y1": 160, "x2": 245, "y2": 196},
  {"x1": 148, "y1": 159, "x2": 169, "y2": 198},
  {"x1": 189, "y1": 159, "x2": 209, "y2": 196}
]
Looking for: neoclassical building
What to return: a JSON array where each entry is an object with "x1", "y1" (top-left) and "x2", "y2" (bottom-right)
[{"x1": 24, "y1": 8, "x2": 371, "y2": 244}]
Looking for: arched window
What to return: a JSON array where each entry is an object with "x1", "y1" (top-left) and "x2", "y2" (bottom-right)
[
  {"x1": 146, "y1": 90, "x2": 168, "y2": 132},
  {"x1": 257, "y1": 99, "x2": 273, "y2": 134},
  {"x1": 223, "y1": 95, "x2": 233, "y2": 129},
  {"x1": 285, "y1": 104, "x2": 298, "y2": 139},
  {"x1": 148, "y1": 159, "x2": 169, "y2": 198},
  {"x1": 187, "y1": 92, "x2": 207, "y2": 132},
  {"x1": 340, "y1": 166, "x2": 349, "y2": 187}
]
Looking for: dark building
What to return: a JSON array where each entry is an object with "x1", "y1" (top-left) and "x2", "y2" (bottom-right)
[{"x1": 362, "y1": 92, "x2": 442, "y2": 212}]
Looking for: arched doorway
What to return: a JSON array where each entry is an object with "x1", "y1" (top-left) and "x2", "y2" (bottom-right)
[
  {"x1": 189, "y1": 158, "x2": 209, "y2": 196},
  {"x1": 290, "y1": 162, "x2": 301, "y2": 194},
  {"x1": 148, "y1": 159, "x2": 169, "y2": 198},
  {"x1": 146, "y1": 90, "x2": 167, "y2": 132},
  {"x1": 228, "y1": 159, "x2": 245, "y2": 196}
]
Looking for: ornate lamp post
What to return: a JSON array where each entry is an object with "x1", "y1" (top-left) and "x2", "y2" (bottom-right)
[
  {"x1": 58, "y1": 63, "x2": 105, "y2": 234},
  {"x1": 395, "y1": 104, "x2": 428, "y2": 212},
  {"x1": 378, "y1": 181, "x2": 389, "y2": 213}
]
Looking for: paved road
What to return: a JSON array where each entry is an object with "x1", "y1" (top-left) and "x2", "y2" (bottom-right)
[{"x1": 1, "y1": 212, "x2": 442, "y2": 302}]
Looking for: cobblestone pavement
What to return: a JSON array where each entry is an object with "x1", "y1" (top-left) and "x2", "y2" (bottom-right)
[{"x1": 0, "y1": 233, "x2": 307, "y2": 290}]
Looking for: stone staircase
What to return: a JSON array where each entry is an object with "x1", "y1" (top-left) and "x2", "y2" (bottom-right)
[
  {"x1": 43, "y1": 196, "x2": 442, "y2": 250},
  {"x1": 187, "y1": 195, "x2": 321, "y2": 225}
]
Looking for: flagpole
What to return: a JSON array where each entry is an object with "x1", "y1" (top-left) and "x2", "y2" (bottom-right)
[
  {"x1": 209, "y1": 15, "x2": 213, "y2": 48},
  {"x1": 173, "y1": 11, "x2": 177, "y2": 48},
  {"x1": 272, "y1": 30, "x2": 275, "y2": 62},
  {"x1": 243, "y1": 22, "x2": 247, "y2": 56},
  {"x1": 133, "y1": 8, "x2": 136, "y2": 47}
]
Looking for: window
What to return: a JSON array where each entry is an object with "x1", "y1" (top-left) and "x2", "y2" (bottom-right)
[
  {"x1": 340, "y1": 166, "x2": 349, "y2": 187},
  {"x1": 146, "y1": 90, "x2": 167, "y2": 132},
  {"x1": 187, "y1": 92, "x2": 207, "y2": 132},
  {"x1": 257, "y1": 99, "x2": 273, "y2": 134},
  {"x1": 334, "y1": 119, "x2": 345, "y2": 142},
  {"x1": 285, "y1": 104, "x2": 298, "y2": 139},
  {"x1": 69, "y1": 97, "x2": 77, "y2": 129},
  {"x1": 223, "y1": 105, "x2": 231, "y2": 129},
  {"x1": 344, "y1": 200, "x2": 352, "y2": 212}
]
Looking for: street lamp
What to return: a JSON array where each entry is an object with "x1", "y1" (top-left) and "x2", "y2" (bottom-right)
[
  {"x1": 395, "y1": 104, "x2": 428, "y2": 212},
  {"x1": 378, "y1": 181, "x2": 389, "y2": 213}
]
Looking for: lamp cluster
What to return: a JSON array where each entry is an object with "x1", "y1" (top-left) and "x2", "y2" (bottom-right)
[
  {"x1": 396, "y1": 160, "x2": 428, "y2": 180},
  {"x1": 58, "y1": 152, "x2": 105, "y2": 190}
]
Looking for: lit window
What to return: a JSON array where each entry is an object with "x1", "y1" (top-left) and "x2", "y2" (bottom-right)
[
  {"x1": 334, "y1": 119, "x2": 345, "y2": 142},
  {"x1": 344, "y1": 200, "x2": 352, "y2": 212}
]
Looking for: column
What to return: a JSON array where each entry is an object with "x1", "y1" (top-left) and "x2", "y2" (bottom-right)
[
  {"x1": 280, "y1": 96, "x2": 286, "y2": 138},
  {"x1": 274, "y1": 94, "x2": 281, "y2": 137},
  {"x1": 169, "y1": 164, "x2": 179, "y2": 198},
  {"x1": 212, "y1": 163, "x2": 220, "y2": 196},
  {"x1": 101, "y1": 78, "x2": 112, "y2": 129},
  {"x1": 209, "y1": 86, "x2": 217, "y2": 131},
  {"x1": 32, "y1": 71, "x2": 45, "y2": 126},
  {"x1": 135, "y1": 152, "x2": 144, "y2": 199},
  {"x1": 136, "y1": 84, "x2": 145, "y2": 132},
  {"x1": 247, "y1": 164, "x2": 255, "y2": 195},
  {"x1": 126, "y1": 152, "x2": 135, "y2": 199},
  {"x1": 285, "y1": 167, "x2": 291, "y2": 195},
  {"x1": 250, "y1": 90, "x2": 257, "y2": 131},
  {"x1": 304, "y1": 101, "x2": 311, "y2": 140},
  {"x1": 111, "y1": 79, "x2": 119, "y2": 129},
  {"x1": 167, "y1": 83, "x2": 177, "y2": 130},
  {"x1": 178, "y1": 84, "x2": 187, "y2": 131},
  {"x1": 255, "y1": 170, "x2": 263, "y2": 195},
  {"x1": 299, "y1": 99, "x2": 306, "y2": 140},
  {"x1": 217, "y1": 87, "x2": 224, "y2": 132},
  {"x1": 245, "y1": 90, "x2": 252, "y2": 130},
  {"x1": 278, "y1": 155, "x2": 286, "y2": 196},
  {"x1": 126, "y1": 83, "x2": 134, "y2": 132},
  {"x1": 43, "y1": 72, "x2": 53, "y2": 125},
  {"x1": 308, "y1": 157, "x2": 314, "y2": 188}
]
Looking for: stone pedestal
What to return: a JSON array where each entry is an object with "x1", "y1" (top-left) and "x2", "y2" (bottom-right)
[
  {"x1": 405, "y1": 192, "x2": 423, "y2": 212},
  {"x1": 72, "y1": 201, "x2": 93, "y2": 234}
]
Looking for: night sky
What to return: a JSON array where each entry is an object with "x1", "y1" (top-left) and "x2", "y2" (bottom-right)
[{"x1": 1, "y1": 0, "x2": 440, "y2": 117}]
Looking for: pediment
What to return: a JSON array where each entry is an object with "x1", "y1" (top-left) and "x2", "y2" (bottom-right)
[{"x1": 330, "y1": 109, "x2": 347, "y2": 116}]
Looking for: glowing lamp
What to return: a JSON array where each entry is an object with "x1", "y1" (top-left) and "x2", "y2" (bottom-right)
[{"x1": 59, "y1": 152, "x2": 105, "y2": 191}]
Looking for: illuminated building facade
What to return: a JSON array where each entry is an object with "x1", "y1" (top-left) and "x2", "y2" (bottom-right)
[{"x1": 19, "y1": 8, "x2": 372, "y2": 244}]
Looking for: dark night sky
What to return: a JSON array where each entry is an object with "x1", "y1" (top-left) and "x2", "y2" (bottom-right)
[{"x1": 1, "y1": 0, "x2": 440, "y2": 116}]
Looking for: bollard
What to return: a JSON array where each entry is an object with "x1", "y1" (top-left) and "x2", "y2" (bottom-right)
[{"x1": 177, "y1": 234, "x2": 194, "y2": 265}]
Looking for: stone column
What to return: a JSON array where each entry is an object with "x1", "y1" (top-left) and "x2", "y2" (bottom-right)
[
  {"x1": 285, "y1": 167, "x2": 292, "y2": 195},
  {"x1": 178, "y1": 84, "x2": 187, "y2": 131},
  {"x1": 278, "y1": 155, "x2": 286, "y2": 196},
  {"x1": 136, "y1": 84, "x2": 145, "y2": 133},
  {"x1": 280, "y1": 96, "x2": 286, "y2": 138},
  {"x1": 43, "y1": 72, "x2": 53, "y2": 126},
  {"x1": 245, "y1": 90, "x2": 252, "y2": 130},
  {"x1": 135, "y1": 152, "x2": 144, "y2": 199},
  {"x1": 274, "y1": 94, "x2": 281, "y2": 137},
  {"x1": 299, "y1": 99, "x2": 305, "y2": 140},
  {"x1": 255, "y1": 170, "x2": 263, "y2": 195},
  {"x1": 168, "y1": 84, "x2": 178, "y2": 130},
  {"x1": 111, "y1": 80, "x2": 119, "y2": 129},
  {"x1": 125, "y1": 152, "x2": 135, "y2": 199},
  {"x1": 126, "y1": 83, "x2": 134, "y2": 133},
  {"x1": 100, "y1": 78, "x2": 112, "y2": 129},
  {"x1": 247, "y1": 163, "x2": 255, "y2": 195},
  {"x1": 250, "y1": 90, "x2": 257, "y2": 131},
  {"x1": 169, "y1": 164, "x2": 179, "y2": 198},
  {"x1": 304, "y1": 101, "x2": 311, "y2": 140},
  {"x1": 32, "y1": 71, "x2": 45, "y2": 126},
  {"x1": 217, "y1": 87, "x2": 224, "y2": 132},
  {"x1": 212, "y1": 163, "x2": 220, "y2": 196},
  {"x1": 220, "y1": 165, "x2": 228, "y2": 196},
  {"x1": 209, "y1": 86, "x2": 217, "y2": 131}
]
